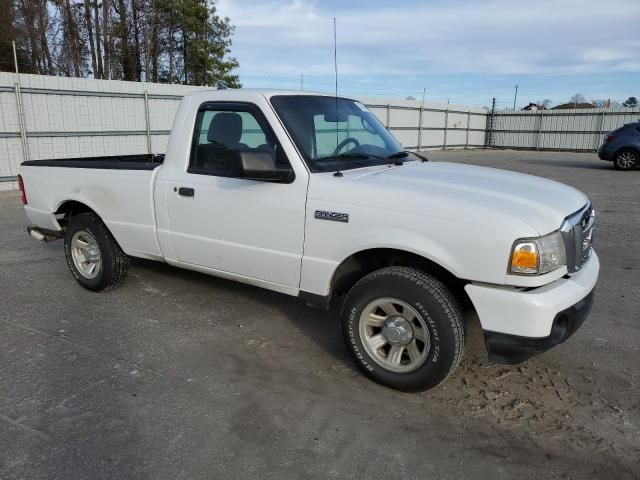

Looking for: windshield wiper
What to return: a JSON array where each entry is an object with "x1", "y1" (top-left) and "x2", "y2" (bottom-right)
[
  {"x1": 317, "y1": 152, "x2": 405, "y2": 166},
  {"x1": 387, "y1": 150, "x2": 428, "y2": 162},
  {"x1": 317, "y1": 153, "x2": 370, "y2": 161}
]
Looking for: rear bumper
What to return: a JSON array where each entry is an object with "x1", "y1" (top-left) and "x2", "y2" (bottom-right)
[
  {"x1": 597, "y1": 144, "x2": 614, "y2": 160},
  {"x1": 465, "y1": 251, "x2": 599, "y2": 364},
  {"x1": 23, "y1": 205, "x2": 62, "y2": 232}
]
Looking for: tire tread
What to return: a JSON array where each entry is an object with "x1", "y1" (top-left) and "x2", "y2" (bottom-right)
[
  {"x1": 64, "y1": 213, "x2": 129, "y2": 291},
  {"x1": 344, "y1": 266, "x2": 465, "y2": 389}
]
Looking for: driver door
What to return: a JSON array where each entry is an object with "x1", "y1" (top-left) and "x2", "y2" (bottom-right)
[{"x1": 166, "y1": 102, "x2": 307, "y2": 290}]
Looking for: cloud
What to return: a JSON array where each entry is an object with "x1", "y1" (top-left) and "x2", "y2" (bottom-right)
[{"x1": 218, "y1": 0, "x2": 640, "y2": 77}]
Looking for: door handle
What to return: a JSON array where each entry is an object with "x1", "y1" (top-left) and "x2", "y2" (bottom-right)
[{"x1": 177, "y1": 187, "x2": 195, "y2": 197}]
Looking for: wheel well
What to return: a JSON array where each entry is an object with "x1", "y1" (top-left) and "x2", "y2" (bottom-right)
[
  {"x1": 614, "y1": 146, "x2": 640, "y2": 158},
  {"x1": 54, "y1": 201, "x2": 98, "y2": 228},
  {"x1": 54, "y1": 201, "x2": 125, "y2": 254},
  {"x1": 330, "y1": 248, "x2": 471, "y2": 309}
]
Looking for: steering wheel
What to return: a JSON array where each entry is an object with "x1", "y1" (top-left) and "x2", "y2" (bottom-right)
[{"x1": 333, "y1": 137, "x2": 360, "y2": 155}]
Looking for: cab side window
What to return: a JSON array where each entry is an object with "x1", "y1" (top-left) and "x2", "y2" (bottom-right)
[{"x1": 189, "y1": 105, "x2": 287, "y2": 177}]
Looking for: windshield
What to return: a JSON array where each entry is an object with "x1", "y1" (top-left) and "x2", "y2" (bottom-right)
[{"x1": 270, "y1": 95, "x2": 407, "y2": 172}]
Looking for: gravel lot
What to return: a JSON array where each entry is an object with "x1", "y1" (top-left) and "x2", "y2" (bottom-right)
[{"x1": 1, "y1": 150, "x2": 638, "y2": 479}]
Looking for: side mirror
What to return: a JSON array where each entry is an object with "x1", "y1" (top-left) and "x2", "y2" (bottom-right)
[{"x1": 237, "y1": 150, "x2": 293, "y2": 183}]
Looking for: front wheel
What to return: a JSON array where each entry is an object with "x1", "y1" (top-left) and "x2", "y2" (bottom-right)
[
  {"x1": 342, "y1": 266, "x2": 465, "y2": 392},
  {"x1": 64, "y1": 213, "x2": 129, "y2": 291}
]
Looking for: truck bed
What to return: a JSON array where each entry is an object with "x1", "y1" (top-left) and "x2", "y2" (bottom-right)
[
  {"x1": 20, "y1": 153, "x2": 165, "y2": 261},
  {"x1": 21, "y1": 154, "x2": 165, "y2": 170}
]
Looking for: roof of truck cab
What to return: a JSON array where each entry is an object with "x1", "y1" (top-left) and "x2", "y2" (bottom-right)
[{"x1": 184, "y1": 88, "x2": 344, "y2": 101}]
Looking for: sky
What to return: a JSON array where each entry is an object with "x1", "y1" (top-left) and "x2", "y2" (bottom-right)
[{"x1": 216, "y1": 0, "x2": 640, "y2": 109}]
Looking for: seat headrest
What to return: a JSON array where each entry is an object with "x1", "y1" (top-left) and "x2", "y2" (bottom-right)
[{"x1": 207, "y1": 112, "x2": 243, "y2": 146}]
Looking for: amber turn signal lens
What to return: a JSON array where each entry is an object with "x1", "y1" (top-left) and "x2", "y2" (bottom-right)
[{"x1": 510, "y1": 242, "x2": 538, "y2": 274}]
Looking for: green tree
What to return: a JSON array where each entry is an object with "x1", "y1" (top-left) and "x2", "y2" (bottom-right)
[
  {"x1": 622, "y1": 96, "x2": 638, "y2": 107},
  {"x1": 0, "y1": 0, "x2": 17, "y2": 71},
  {"x1": 2, "y1": 0, "x2": 240, "y2": 86},
  {"x1": 177, "y1": 0, "x2": 239, "y2": 87}
]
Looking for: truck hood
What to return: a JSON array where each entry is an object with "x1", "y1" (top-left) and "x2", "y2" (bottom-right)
[{"x1": 315, "y1": 161, "x2": 588, "y2": 235}]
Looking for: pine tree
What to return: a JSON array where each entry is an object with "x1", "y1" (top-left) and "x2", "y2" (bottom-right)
[{"x1": 1, "y1": 0, "x2": 241, "y2": 87}]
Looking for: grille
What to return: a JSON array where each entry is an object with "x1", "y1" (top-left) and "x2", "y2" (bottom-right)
[{"x1": 561, "y1": 204, "x2": 595, "y2": 273}]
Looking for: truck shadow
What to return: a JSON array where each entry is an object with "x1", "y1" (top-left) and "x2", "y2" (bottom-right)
[
  {"x1": 128, "y1": 257, "x2": 487, "y2": 369},
  {"x1": 128, "y1": 257, "x2": 349, "y2": 362}
]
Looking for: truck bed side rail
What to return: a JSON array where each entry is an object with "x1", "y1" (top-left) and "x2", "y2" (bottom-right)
[{"x1": 21, "y1": 154, "x2": 165, "y2": 171}]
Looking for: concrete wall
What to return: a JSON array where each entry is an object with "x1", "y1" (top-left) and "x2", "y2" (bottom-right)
[{"x1": 0, "y1": 73, "x2": 487, "y2": 190}]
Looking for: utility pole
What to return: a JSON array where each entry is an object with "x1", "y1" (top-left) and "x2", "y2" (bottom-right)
[
  {"x1": 421, "y1": 87, "x2": 426, "y2": 107},
  {"x1": 300, "y1": 74, "x2": 304, "y2": 90},
  {"x1": 513, "y1": 84, "x2": 518, "y2": 110}
]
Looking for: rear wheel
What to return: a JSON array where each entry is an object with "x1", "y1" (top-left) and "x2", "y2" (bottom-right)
[
  {"x1": 341, "y1": 266, "x2": 465, "y2": 391},
  {"x1": 614, "y1": 149, "x2": 638, "y2": 170},
  {"x1": 64, "y1": 213, "x2": 129, "y2": 291}
]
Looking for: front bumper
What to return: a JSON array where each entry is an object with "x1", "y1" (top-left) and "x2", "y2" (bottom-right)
[
  {"x1": 483, "y1": 288, "x2": 594, "y2": 364},
  {"x1": 465, "y1": 251, "x2": 599, "y2": 364}
]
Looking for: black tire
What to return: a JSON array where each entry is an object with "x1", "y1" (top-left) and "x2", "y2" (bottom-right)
[
  {"x1": 613, "y1": 149, "x2": 638, "y2": 170},
  {"x1": 64, "y1": 213, "x2": 129, "y2": 291},
  {"x1": 341, "y1": 266, "x2": 465, "y2": 392}
]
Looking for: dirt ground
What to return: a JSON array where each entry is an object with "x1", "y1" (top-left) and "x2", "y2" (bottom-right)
[{"x1": 1, "y1": 150, "x2": 638, "y2": 479}]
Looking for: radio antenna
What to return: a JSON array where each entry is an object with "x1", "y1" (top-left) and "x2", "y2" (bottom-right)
[{"x1": 333, "y1": 17, "x2": 342, "y2": 177}]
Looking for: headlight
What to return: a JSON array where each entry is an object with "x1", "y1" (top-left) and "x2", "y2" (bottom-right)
[{"x1": 509, "y1": 231, "x2": 566, "y2": 275}]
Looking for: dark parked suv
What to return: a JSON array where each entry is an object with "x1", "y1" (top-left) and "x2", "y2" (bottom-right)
[{"x1": 598, "y1": 122, "x2": 640, "y2": 170}]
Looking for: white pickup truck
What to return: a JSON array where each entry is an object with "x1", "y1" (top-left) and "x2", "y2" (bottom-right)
[{"x1": 19, "y1": 89, "x2": 599, "y2": 391}]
